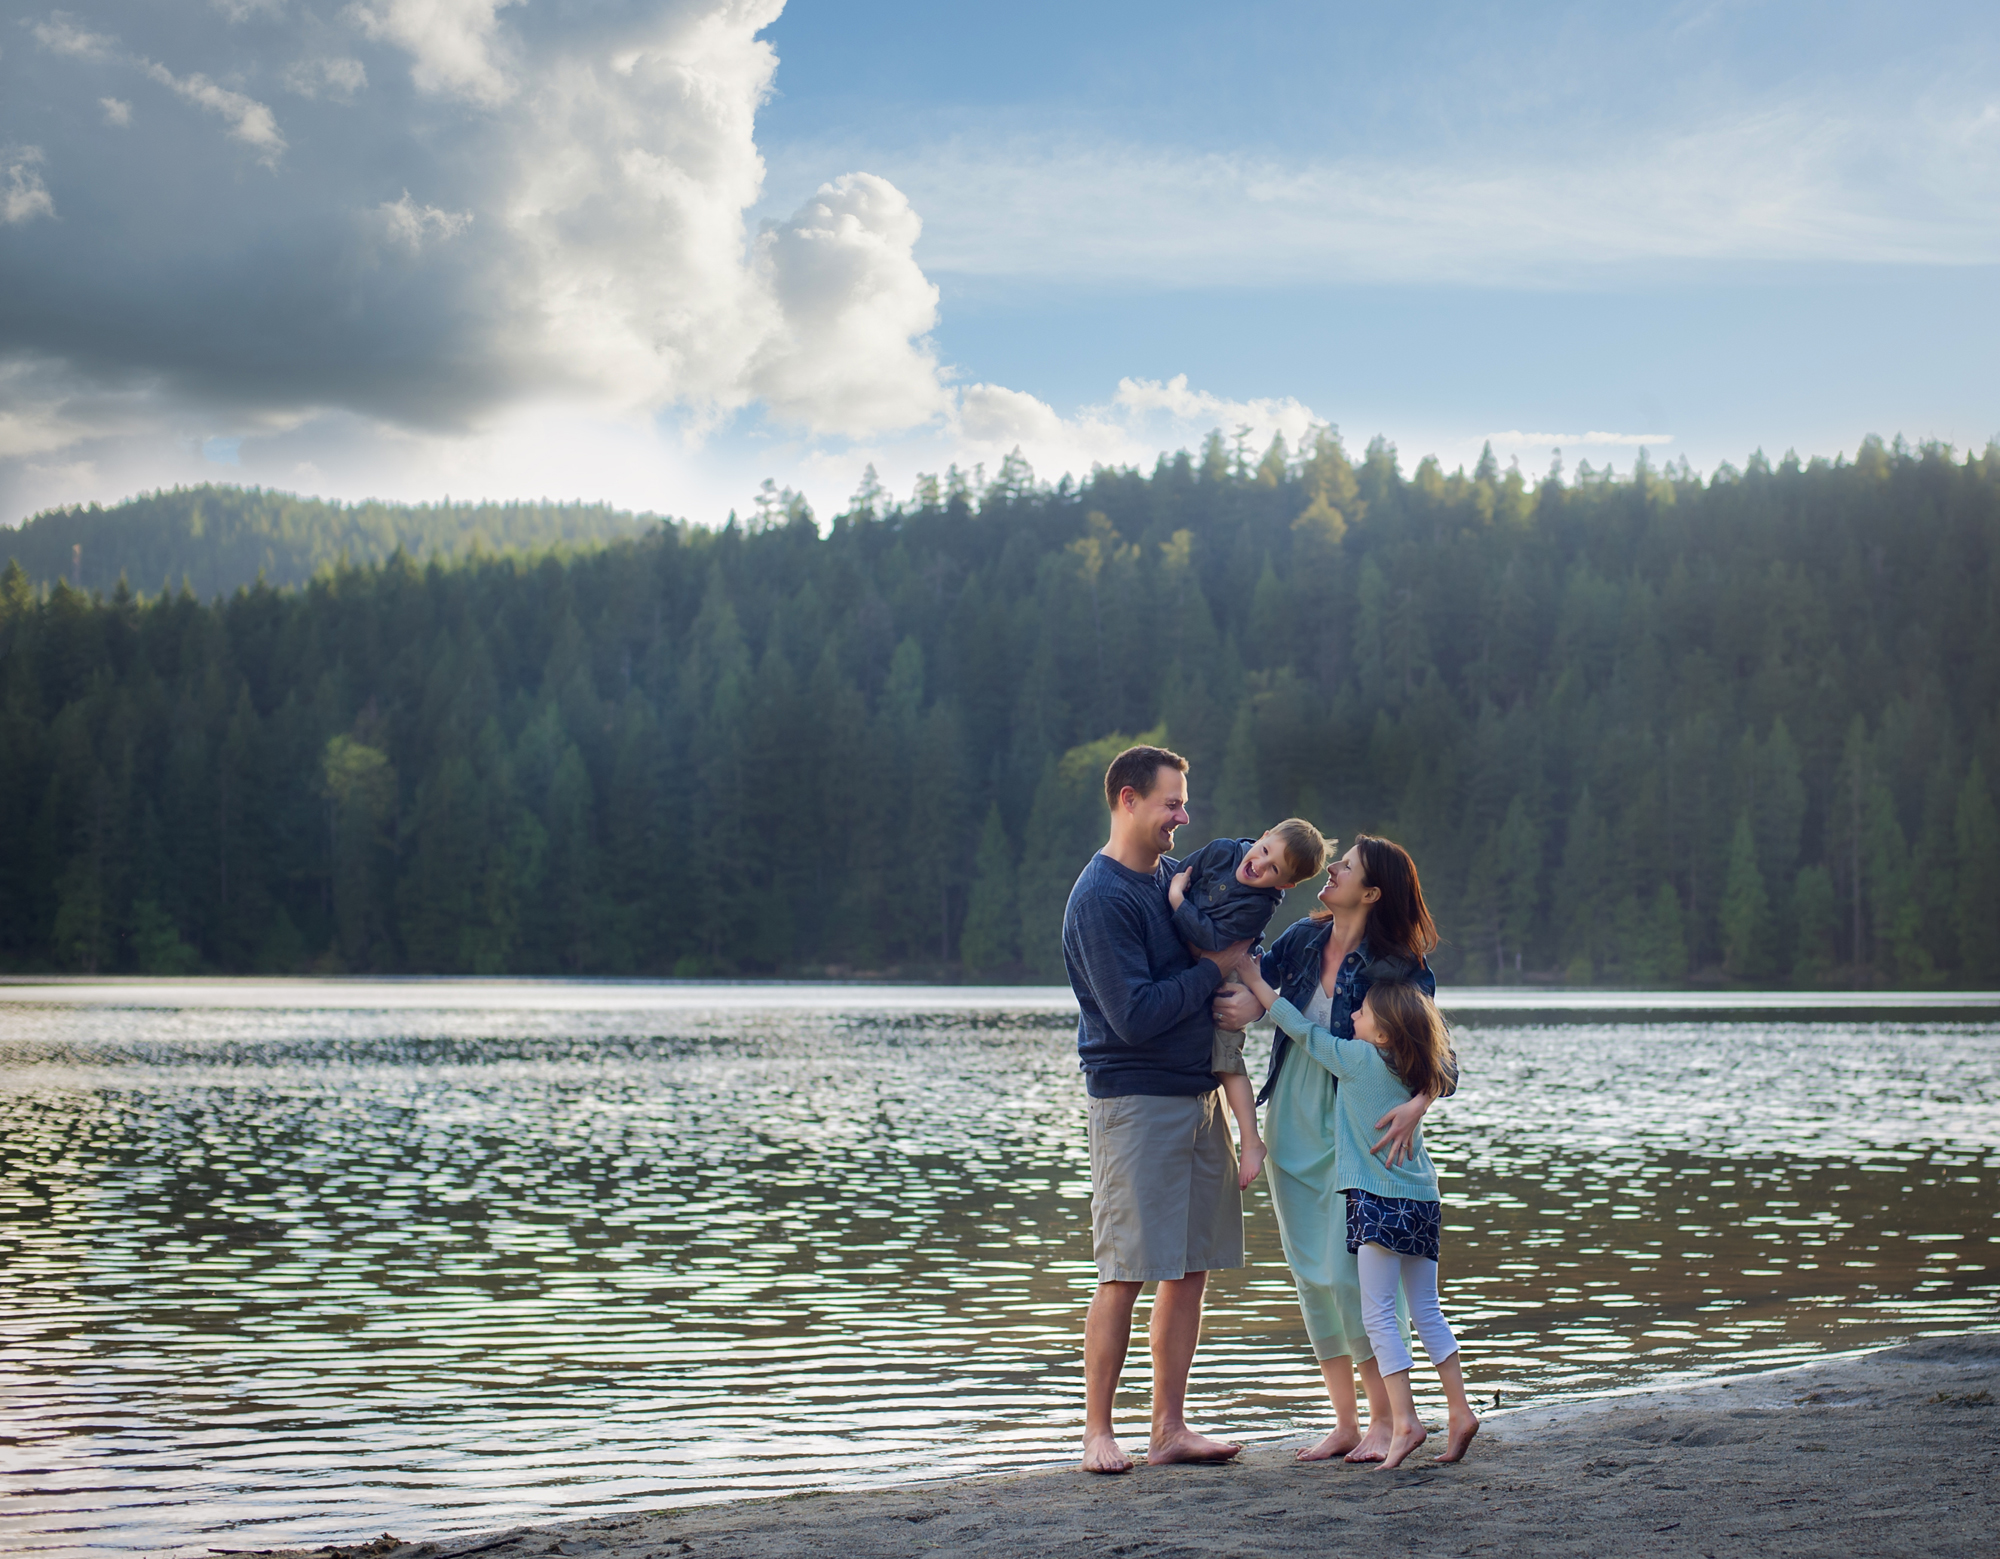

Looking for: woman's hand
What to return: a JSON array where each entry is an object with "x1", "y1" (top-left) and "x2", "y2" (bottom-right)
[
  {"x1": 1168, "y1": 868, "x2": 1191, "y2": 910},
  {"x1": 1371, "y1": 1093, "x2": 1432, "y2": 1168}
]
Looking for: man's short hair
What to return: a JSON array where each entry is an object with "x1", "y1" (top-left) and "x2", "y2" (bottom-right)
[
  {"x1": 1271, "y1": 818, "x2": 1329, "y2": 883},
  {"x1": 1104, "y1": 744, "x2": 1188, "y2": 810}
]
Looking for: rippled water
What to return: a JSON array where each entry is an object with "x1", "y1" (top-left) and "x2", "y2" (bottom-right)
[{"x1": 1, "y1": 983, "x2": 1996, "y2": 1556}]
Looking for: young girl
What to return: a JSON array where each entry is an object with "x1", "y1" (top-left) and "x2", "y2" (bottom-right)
[{"x1": 1234, "y1": 961, "x2": 1479, "y2": 1468}]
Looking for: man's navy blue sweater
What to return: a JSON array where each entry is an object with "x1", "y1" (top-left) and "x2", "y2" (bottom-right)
[{"x1": 1062, "y1": 851, "x2": 1226, "y2": 1098}]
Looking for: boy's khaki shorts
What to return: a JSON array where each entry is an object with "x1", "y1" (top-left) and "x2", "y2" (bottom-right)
[{"x1": 1211, "y1": 1025, "x2": 1248, "y2": 1077}]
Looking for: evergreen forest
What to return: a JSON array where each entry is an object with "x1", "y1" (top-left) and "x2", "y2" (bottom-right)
[
  {"x1": 5, "y1": 431, "x2": 1999, "y2": 987},
  {"x1": 7, "y1": 485, "x2": 651, "y2": 598}
]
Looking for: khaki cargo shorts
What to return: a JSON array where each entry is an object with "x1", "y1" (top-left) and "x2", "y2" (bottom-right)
[
  {"x1": 1211, "y1": 1025, "x2": 1248, "y2": 1076},
  {"x1": 1086, "y1": 1090, "x2": 1244, "y2": 1283}
]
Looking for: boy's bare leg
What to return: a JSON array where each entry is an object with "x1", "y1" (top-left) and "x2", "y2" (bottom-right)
[
  {"x1": 1297, "y1": 1356, "x2": 1362, "y2": 1459},
  {"x1": 1220, "y1": 1073, "x2": 1265, "y2": 1188},
  {"x1": 1146, "y1": 1271, "x2": 1242, "y2": 1464},
  {"x1": 1345, "y1": 1356, "x2": 1393, "y2": 1461},
  {"x1": 1083, "y1": 1280, "x2": 1141, "y2": 1472},
  {"x1": 1431, "y1": 1350, "x2": 1480, "y2": 1463},
  {"x1": 1373, "y1": 1367, "x2": 1428, "y2": 1470}
]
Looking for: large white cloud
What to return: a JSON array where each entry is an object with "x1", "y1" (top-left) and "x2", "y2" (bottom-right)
[
  {"x1": 749, "y1": 173, "x2": 946, "y2": 437},
  {"x1": 0, "y1": 0, "x2": 953, "y2": 518}
]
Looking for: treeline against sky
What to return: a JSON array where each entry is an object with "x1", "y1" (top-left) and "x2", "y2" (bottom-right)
[
  {"x1": 6, "y1": 486, "x2": 650, "y2": 598},
  {"x1": 4, "y1": 432, "x2": 2000, "y2": 985}
]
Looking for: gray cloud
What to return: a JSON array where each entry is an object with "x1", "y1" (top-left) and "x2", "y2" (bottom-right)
[{"x1": 0, "y1": 1, "x2": 949, "y2": 484}]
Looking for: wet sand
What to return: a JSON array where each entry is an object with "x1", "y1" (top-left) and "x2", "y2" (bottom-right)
[{"x1": 248, "y1": 1334, "x2": 1997, "y2": 1559}]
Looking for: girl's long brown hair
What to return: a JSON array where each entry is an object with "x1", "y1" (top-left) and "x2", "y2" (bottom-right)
[
  {"x1": 1313, "y1": 833, "x2": 1439, "y2": 964},
  {"x1": 1361, "y1": 980, "x2": 1452, "y2": 1100}
]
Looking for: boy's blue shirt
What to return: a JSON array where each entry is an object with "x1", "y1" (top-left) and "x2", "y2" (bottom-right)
[{"x1": 1170, "y1": 836, "x2": 1285, "y2": 952}]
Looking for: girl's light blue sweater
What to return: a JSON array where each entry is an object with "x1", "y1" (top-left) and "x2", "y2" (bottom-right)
[{"x1": 1267, "y1": 996, "x2": 1440, "y2": 1202}]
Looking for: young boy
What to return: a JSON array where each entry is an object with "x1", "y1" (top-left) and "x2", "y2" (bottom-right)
[{"x1": 1167, "y1": 818, "x2": 1329, "y2": 1188}]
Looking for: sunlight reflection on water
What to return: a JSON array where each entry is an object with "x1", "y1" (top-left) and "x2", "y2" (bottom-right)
[{"x1": 0, "y1": 985, "x2": 1995, "y2": 1555}]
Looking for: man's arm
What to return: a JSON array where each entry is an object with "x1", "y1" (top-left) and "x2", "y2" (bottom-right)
[{"x1": 1072, "y1": 890, "x2": 1241, "y2": 1046}]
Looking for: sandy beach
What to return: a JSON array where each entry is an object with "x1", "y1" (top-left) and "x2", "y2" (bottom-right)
[{"x1": 240, "y1": 1333, "x2": 1998, "y2": 1559}]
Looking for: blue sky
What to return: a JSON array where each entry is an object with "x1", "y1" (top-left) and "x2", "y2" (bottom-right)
[{"x1": 2, "y1": 0, "x2": 1996, "y2": 524}]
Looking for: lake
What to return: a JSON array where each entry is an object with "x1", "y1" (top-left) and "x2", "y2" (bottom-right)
[{"x1": 1, "y1": 982, "x2": 1996, "y2": 1556}]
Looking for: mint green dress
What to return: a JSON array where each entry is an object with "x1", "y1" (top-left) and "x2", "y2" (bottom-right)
[{"x1": 1263, "y1": 982, "x2": 1406, "y2": 1363}]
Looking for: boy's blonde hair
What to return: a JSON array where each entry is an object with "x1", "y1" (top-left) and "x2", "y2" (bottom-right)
[{"x1": 1271, "y1": 818, "x2": 1328, "y2": 885}]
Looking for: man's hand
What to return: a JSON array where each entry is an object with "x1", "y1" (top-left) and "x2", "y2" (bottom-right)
[
  {"x1": 1168, "y1": 868, "x2": 1191, "y2": 910},
  {"x1": 1211, "y1": 982, "x2": 1263, "y2": 1032},
  {"x1": 1196, "y1": 937, "x2": 1250, "y2": 972},
  {"x1": 1371, "y1": 1093, "x2": 1432, "y2": 1168}
]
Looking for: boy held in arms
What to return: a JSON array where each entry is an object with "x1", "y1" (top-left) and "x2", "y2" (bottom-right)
[{"x1": 1168, "y1": 819, "x2": 1329, "y2": 1188}]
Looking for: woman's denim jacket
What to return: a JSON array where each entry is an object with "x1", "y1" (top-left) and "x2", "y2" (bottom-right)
[{"x1": 1252, "y1": 917, "x2": 1451, "y2": 1106}]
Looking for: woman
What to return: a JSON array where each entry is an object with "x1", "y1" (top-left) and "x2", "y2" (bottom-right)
[{"x1": 1211, "y1": 833, "x2": 1446, "y2": 1462}]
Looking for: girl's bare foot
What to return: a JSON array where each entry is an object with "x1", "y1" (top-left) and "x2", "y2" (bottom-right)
[
  {"x1": 1237, "y1": 1140, "x2": 1266, "y2": 1190},
  {"x1": 1295, "y1": 1426, "x2": 1362, "y2": 1461},
  {"x1": 1434, "y1": 1411, "x2": 1479, "y2": 1464},
  {"x1": 1344, "y1": 1421, "x2": 1391, "y2": 1462},
  {"x1": 1081, "y1": 1431, "x2": 1133, "y2": 1474},
  {"x1": 1374, "y1": 1423, "x2": 1428, "y2": 1470}
]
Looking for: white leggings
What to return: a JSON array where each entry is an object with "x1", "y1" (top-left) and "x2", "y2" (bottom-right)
[{"x1": 1356, "y1": 1243, "x2": 1459, "y2": 1378}]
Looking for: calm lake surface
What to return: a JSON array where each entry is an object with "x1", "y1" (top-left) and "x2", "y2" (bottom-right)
[{"x1": 2, "y1": 982, "x2": 1997, "y2": 1556}]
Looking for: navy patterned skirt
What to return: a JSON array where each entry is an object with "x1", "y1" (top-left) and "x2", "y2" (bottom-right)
[{"x1": 1344, "y1": 1188, "x2": 1442, "y2": 1262}]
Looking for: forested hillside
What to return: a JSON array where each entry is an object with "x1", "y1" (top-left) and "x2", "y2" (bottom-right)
[
  {"x1": 4, "y1": 486, "x2": 652, "y2": 597},
  {"x1": 4, "y1": 432, "x2": 1998, "y2": 985}
]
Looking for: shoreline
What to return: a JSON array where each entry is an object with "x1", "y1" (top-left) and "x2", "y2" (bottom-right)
[{"x1": 244, "y1": 1332, "x2": 1999, "y2": 1559}]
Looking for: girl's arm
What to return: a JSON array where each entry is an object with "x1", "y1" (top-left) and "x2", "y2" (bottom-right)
[{"x1": 1237, "y1": 957, "x2": 1363, "y2": 1084}]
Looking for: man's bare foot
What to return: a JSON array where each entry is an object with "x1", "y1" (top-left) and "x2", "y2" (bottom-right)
[
  {"x1": 1147, "y1": 1426, "x2": 1242, "y2": 1465},
  {"x1": 1081, "y1": 1432, "x2": 1133, "y2": 1474},
  {"x1": 1237, "y1": 1140, "x2": 1266, "y2": 1190},
  {"x1": 1295, "y1": 1426, "x2": 1362, "y2": 1461},
  {"x1": 1374, "y1": 1423, "x2": 1428, "y2": 1470},
  {"x1": 1434, "y1": 1411, "x2": 1479, "y2": 1464},
  {"x1": 1344, "y1": 1421, "x2": 1391, "y2": 1463}
]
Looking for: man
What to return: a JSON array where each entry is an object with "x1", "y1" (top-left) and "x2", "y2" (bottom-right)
[{"x1": 1061, "y1": 743, "x2": 1250, "y2": 1474}]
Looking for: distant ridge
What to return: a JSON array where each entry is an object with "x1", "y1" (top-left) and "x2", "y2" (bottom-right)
[{"x1": 3, "y1": 485, "x2": 660, "y2": 598}]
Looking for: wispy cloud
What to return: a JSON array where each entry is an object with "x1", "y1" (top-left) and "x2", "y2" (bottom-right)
[
  {"x1": 27, "y1": 11, "x2": 113, "y2": 60},
  {"x1": 2, "y1": 148, "x2": 56, "y2": 226},
  {"x1": 140, "y1": 61, "x2": 285, "y2": 163},
  {"x1": 1487, "y1": 430, "x2": 1674, "y2": 448},
  {"x1": 282, "y1": 54, "x2": 366, "y2": 99},
  {"x1": 29, "y1": 10, "x2": 286, "y2": 164},
  {"x1": 785, "y1": 95, "x2": 2000, "y2": 287},
  {"x1": 374, "y1": 190, "x2": 472, "y2": 250}
]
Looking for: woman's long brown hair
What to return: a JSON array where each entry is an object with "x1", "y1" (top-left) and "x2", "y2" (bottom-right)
[
  {"x1": 1312, "y1": 833, "x2": 1439, "y2": 963},
  {"x1": 1360, "y1": 980, "x2": 1452, "y2": 1100}
]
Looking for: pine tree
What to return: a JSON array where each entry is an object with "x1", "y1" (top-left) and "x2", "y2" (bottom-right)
[
  {"x1": 1719, "y1": 811, "x2": 1773, "y2": 979},
  {"x1": 1955, "y1": 760, "x2": 2000, "y2": 984},
  {"x1": 1554, "y1": 788, "x2": 1610, "y2": 980},
  {"x1": 1211, "y1": 703, "x2": 1261, "y2": 842},
  {"x1": 1790, "y1": 865, "x2": 1840, "y2": 986},
  {"x1": 322, "y1": 733, "x2": 396, "y2": 968},
  {"x1": 960, "y1": 804, "x2": 1019, "y2": 975},
  {"x1": 1493, "y1": 796, "x2": 1542, "y2": 978},
  {"x1": 1632, "y1": 882, "x2": 1688, "y2": 986}
]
